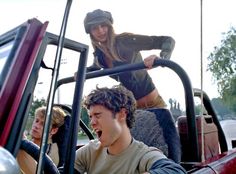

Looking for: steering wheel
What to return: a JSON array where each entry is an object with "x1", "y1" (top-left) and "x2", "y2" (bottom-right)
[{"x1": 20, "y1": 139, "x2": 59, "y2": 174}]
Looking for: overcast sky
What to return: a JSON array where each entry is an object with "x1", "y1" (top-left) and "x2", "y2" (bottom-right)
[{"x1": 1, "y1": 0, "x2": 236, "y2": 108}]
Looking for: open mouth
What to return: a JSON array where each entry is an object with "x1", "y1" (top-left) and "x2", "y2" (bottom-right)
[{"x1": 96, "y1": 130, "x2": 102, "y2": 139}]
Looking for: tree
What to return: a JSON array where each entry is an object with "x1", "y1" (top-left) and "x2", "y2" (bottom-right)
[
  {"x1": 80, "y1": 107, "x2": 90, "y2": 129},
  {"x1": 28, "y1": 98, "x2": 47, "y2": 117},
  {"x1": 211, "y1": 97, "x2": 232, "y2": 117},
  {"x1": 169, "y1": 98, "x2": 183, "y2": 121},
  {"x1": 207, "y1": 27, "x2": 236, "y2": 113}
]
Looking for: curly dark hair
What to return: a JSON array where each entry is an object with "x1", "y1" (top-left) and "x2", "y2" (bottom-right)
[{"x1": 83, "y1": 85, "x2": 136, "y2": 128}]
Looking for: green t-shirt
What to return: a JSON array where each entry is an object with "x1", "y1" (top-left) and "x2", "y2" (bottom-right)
[{"x1": 74, "y1": 138, "x2": 166, "y2": 174}]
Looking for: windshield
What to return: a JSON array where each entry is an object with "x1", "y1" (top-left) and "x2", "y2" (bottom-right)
[{"x1": 0, "y1": 40, "x2": 14, "y2": 89}]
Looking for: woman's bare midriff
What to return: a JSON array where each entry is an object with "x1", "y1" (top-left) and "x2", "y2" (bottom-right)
[{"x1": 136, "y1": 88, "x2": 166, "y2": 109}]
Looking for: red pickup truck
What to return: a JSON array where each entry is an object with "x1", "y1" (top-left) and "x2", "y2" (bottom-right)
[{"x1": 0, "y1": 2, "x2": 236, "y2": 174}]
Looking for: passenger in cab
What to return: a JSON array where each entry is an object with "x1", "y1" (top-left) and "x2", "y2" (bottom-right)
[
  {"x1": 17, "y1": 106, "x2": 66, "y2": 174},
  {"x1": 74, "y1": 85, "x2": 186, "y2": 174},
  {"x1": 77, "y1": 9, "x2": 175, "y2": 109},
  {"x1": 30, "y1": 106, "x2": 66, "y2": 165}
]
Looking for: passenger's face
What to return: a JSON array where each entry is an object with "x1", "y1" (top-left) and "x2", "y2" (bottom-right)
[
  {"x1": 31, "y1": 115, "x2": 44, "y2": 140},
  {"x1": 90, "y1": 23, "x2": 109, "y2": 43},
  {"x1": 30, "y1": 114, "x2": 58, "y2": 144},
  {"x1": 89, "y1": 105, "x2": 123, "y2": 147}
]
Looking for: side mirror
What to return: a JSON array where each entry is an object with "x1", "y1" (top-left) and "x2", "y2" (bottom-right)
[{"x1": 0, "y1": 147, "x2": 20, "y2": 174}]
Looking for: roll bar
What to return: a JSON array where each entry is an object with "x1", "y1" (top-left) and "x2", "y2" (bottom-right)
[{"x1": 58, "y1": 59, "x2": 201, "y2": 161}]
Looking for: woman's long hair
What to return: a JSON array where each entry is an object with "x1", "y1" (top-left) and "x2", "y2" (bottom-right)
[{"x1": 90, "y1": 23, "x2": 124, "y2": 62}]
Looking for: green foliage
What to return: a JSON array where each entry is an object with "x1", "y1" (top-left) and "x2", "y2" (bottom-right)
[
  {"x1": 29, "y1": 98, "x2": 47, "y2": 117},
  {"x1": 80, "y1": 107, "x2": 90, "y2": 129},
  {"x1": 222, "y1": 77, "x2": 236, "y2": 113},
  {"x1": 194, "y1": 104, "x2": 202, "y2": 115},
  {"x1": 211, "y1": 97, "x2": 231, "y2": 116},
  {"x1": 207, "y1": 27, "x2": 236, "y2": 113}
]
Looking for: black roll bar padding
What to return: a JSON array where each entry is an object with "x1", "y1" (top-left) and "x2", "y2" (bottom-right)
[
  {"x1": 63, "y1": 47, "x2": 88, "y2": 173},
  {"x1": 193, "y1": 88, "x2": 228, "y2": 152},
  {"x1": 57, "y1": 59, "x2": 200, "y2": 162},
  {"x1": 45, "y1": 32, "x2": 89, "y2": 53},
  {"x1": 53, "y1": 104, "x2": 95, "y2": 140}
]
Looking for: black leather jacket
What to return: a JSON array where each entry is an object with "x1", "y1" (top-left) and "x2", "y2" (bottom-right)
[{"x1": 87, "y1": 34, "x2": 175, "y2": 100}]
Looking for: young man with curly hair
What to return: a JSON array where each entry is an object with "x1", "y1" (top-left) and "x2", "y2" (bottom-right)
[{"x1": 74, "y1": 85, "x2": 186, "y2": 174}]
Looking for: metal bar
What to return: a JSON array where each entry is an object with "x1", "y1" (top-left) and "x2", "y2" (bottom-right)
[
  {"x1": 57, "y1": 59, "x2": 200, "y2": 161},
  {"x1": 36, "y1": 0, "x2": 73, "y2": 173},
  {"x1": 63, "y1": 49, "x2": 88, "y2": 173}
]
